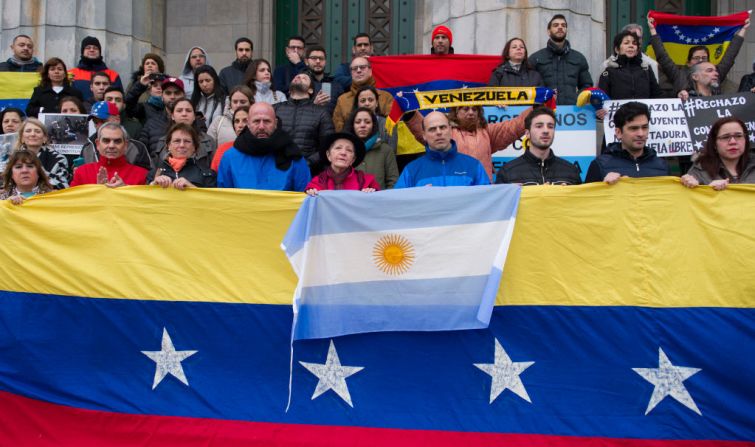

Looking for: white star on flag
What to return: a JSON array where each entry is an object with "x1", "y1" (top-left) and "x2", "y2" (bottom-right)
[
  {"x1": 686, "y1": 37, "x2": 693, "y2": 43},
  {"x1": 474, "y1": 338, "x2": 534, "y2": 404},
  {"x1": 713, "y1": 27, "x2": 720, "y2": 33},
  {"x1": 694, "y1": 140, "x2": 704, "y2": 150},
  {"x1": 693, "y1": 39, "x2": 700, "y2": 44},
  {"x1": 633, "y1": 347, "x2": 702, "y2": 416},
  {"x1": 141, "y1": 328, "x2": 198, "y2": 390},
  {"x1": 749, "y1": 134, "x2": 755, "y2": 143},
  {"x1": 300, "y1": 340, "x2": 364, "y2": 407}
]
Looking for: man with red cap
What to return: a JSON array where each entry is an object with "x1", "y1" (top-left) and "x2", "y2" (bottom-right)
[{"x1": 431, "y1": 25, "x2": 454, "y2": 55}]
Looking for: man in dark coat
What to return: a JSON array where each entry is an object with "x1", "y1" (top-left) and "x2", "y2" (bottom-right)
[
  {"x1": 0, "y1": 34, "x2": 42, "y2": 72},
  {"x1": 530, "y1": 14, "x2": 592, "y2": 105},
  {"x1": 273, "y1": 36, "x2": 307, "y2": 96},
  {"x1": 218, "y1": 37, "x2": 253, "y2": 92},
  {"x1": 586, "y1": 101, "x2": 668, "y2": 183}
]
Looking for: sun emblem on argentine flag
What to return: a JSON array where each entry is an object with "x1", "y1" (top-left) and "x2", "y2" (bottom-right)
[{"x1": 373, "y1": 234, "x2": 415, "y2": 275}]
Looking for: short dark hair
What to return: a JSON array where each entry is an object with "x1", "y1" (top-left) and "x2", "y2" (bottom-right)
[
  {"x1": 524, "y1": 106, "x2": 556, "y2": 130},
  {"x1": 686, "y1": 45, "x2": 709, "y2": 62},
  {"x1": 306, "y1": 45, "x2": 327, "y2": 58},
  {"x1": 548, "y1": 14, "x2": 567, "y2": 28},
  {"x1": 612, "y1": 30, "x2": 640, "y2": 56},
  {"x1": 39, "y1": 57, "x2": 69, "y2": 88},
  {"x1": 353, "y1": 33, "x2": 371, "y2": 45},
  {"x1": 104, "y1": 86, "x2": 124, "y2": 96},
  {"x1": 288, "y1": 35, "x2": 305, "y2": 45},
  {"x1": 235, "y1": 37, "x2": 253, "y2": 51},
  {"x1": 12, "y1": 34, "x2": 32, "y2": 44},
  {"x1": 90, "y1": 71, "x2": 111, "y2": 85},
  {"x1": 58, "y1": 96, "x2": 86, "y2": 114},
  {"x1": 166, "y1": 122, "x2": 199, "y2": 151},
  {"x1": 613, "y1": 101, "x2": 650, "y2": 129},
  {"x1": 346, "y1": 106, "x2": 378, "y2": 137}
]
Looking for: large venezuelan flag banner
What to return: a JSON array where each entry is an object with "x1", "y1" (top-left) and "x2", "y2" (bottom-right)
[
  {"x1": 371, "y1": 55, "x2": 500, "y2": 155},
  {"x1": 0, "y1": 72, "x2": 39, "y2": 111},
  {"x1": 646, "y1": 10, "x2": 749, "y2": 65},
  {"x1": 0, "y1": 181, "x2": 754, "y2": 446}
]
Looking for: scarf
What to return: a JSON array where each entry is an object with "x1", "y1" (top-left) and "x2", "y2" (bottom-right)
[
  {"x1": 233, "y1": 127, "x2": 302, "y2": 171},
  {"x1": 320, "y1": 167, "x2": 352, "y2": 190},
  {"x1": 147, "y1": 95, "x2": 164, "y2": 109},
  {"x1": 168, "y1": 156, "x2": 188, "y2": 173},
  {"x1": 547, "y1": 39, "x2": 571, "y2": 56},
  {"x1": 77, "y1": 56, "x2": 107, "y2": 71},
  {"x1": 9, "y1": 56, "x2": 40, "y2": 67},
  {"x1": 364, "y1": 133, "x2": 378, "y2": 152},
  {"x1": 255, "y1": 81, "x2": 272, "y2": 95}
]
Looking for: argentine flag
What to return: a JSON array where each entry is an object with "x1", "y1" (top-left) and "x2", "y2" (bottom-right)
[{"x1": 282, "y1": 185, "x2": 521, "y2": 340}]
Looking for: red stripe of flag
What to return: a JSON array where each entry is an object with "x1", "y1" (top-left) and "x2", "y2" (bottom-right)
[
  {"x1": 1, "y1": 391, "x2": 752, "y2": 447},
  {"x1": 648, "y1": 10, "x2": 750, "y2": 27},
  {"x1": 370, "y1": 54, "x2": 500, "y2": 89}
]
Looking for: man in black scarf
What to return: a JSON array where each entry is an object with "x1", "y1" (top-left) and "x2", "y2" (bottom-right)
[
  {"x1": 216, "y1": 102, "x2": 310, "y2": 191},
  {"x1": 219, "y1": 37, "x2": 254, "y2": 92},
  {"x1": 69, "y1": 36, "x2": 124, "y2": 102}
]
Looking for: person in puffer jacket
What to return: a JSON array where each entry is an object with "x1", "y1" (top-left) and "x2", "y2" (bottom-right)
[
  {"x1": 395, "y1": 112, "x2": 489, "y2": 188},
  {"x1": 489, "y1": 37, "x2": 544, "y2": 88},
  {"x1": 273, "y1": 72, "x2": 334, "y2": 173},
  {"x1": 68, "y1": 36, "x2": 123, "y2": 102},
  {"x1": 597, "y1": 30, "x2": 662, "y2": 100},
  {"x1": 586, "y1": 101, "x2": 668, "y2": 183}
]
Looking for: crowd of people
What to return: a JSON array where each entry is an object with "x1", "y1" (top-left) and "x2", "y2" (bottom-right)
[{"x1": 0, "y1": 12, "x2": 753, "y2": 204}]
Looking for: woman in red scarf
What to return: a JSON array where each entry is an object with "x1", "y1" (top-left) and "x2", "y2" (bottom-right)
[
  {"x1": 148, "y1": 123, "x2": 216, "y2": 189},
  {"x1": 305, "y1": 132, "x2": 380, "y2": 195}
]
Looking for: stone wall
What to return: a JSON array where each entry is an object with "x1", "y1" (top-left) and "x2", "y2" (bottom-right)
[
  {"x1": 163, "y1": 0, "x2": 275, "y2": 79},
  {"x1": 419, "y1": 0, "x2": 606, "y2": 84},
  {"x1": 0, "y1": 0, "x2": 165, "y2": 83},
  {"x1": 718, "y1": 0, "x2": 755, "y2": 92}
]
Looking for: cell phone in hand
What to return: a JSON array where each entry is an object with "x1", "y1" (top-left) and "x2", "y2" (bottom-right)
[{"x1": 321, "y1": 82, "x2": 332, "y2": 97}]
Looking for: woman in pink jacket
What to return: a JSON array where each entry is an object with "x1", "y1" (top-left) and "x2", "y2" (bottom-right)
[
  {"x1": 306, "y1": 132, "x2": 380, "y2": 195},
  {"x1": 407, "y1": 106, "x2": 531, "y2": 180}
]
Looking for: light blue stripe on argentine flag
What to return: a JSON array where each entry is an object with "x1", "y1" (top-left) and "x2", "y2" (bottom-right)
[{"x1": 282, "y1": 184, "x2": 521, "y2": 340}]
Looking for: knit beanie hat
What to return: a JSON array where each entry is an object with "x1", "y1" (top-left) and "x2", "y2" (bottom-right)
[{"x1": 81, "y1": 36, "x2": 102, "y2": 55}]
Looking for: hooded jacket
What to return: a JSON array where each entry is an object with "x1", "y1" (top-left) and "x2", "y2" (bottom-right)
[
  {"x1": 355, "y1": 135, "x2": 399, "y2": 189},
  {"x1": 597, "y1": 54, "x2": 662, "y2": 100},
  {"x1": 216, "y1": 127, "x2": 310, "y2": 191},
  {"x1": 394, "y1": 141, "x2": 490, "y2": 188},
  {"x1": 495, "y1": 148, "x2": 581, "y2": 185},
  {"x1": 332, "y1": 76, "x2": 393, "y2": 131},
  {"x1": 530, "y1": 39, "x2": 592, "y2": 105},
  {"x1": 70, "y1": 155, "x2": 148, "y2": 186},
  {"x1": 179, "y1": 46, "x2": 209, "y2": 97},
  {"x1": 68, "y1": 57, "x2": 123, "y2": 102},
  {"x1": 585, "y1": 142, "x2": 669, "y2": 182}
]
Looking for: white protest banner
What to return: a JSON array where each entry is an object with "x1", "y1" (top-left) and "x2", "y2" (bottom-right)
[
  {"x1": 603, "y1": 99, "x2": 693, "y2": 157},
  {"x1": 486, "y1": 105, "x2": 596, "y2": 181}
]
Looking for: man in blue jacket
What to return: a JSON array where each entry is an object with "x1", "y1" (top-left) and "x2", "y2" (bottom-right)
[
  {"x1": 395, "y1": 112, "x2": 489, "y2": 188},
  {"x1": 217, "y1": 102, "x2": 310, "y2": 191},
  {"x1": 585, "y1": 101, "x2": 668, "y2": 184}
]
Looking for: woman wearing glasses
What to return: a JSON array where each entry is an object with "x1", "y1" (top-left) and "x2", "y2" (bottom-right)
[{"x1": 681, "y1": 117, "x2": 754, "y2": 190}]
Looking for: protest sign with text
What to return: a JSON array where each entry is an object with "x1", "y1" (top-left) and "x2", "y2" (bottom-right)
[
  {"x1": 39, "y1": 113, "x2": 89, "y2": 156},
  {"x1": 603, "y1": 98, "x2": 693, "y2": 157},
  {"x1": 681, "y1": 92, "x2": 755, "y2": 151}
]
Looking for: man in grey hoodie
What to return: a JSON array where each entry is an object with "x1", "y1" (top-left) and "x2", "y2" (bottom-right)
[{"x1": 179, "y1": 46, "x2": 209, "y2": 97}]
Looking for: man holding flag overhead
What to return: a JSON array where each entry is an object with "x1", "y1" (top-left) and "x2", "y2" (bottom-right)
[{"x1": 647, "y1": 10, "x2": 750, "y2": 95}]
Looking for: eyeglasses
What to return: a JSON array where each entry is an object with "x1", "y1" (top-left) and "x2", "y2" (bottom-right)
[
  {"x1": 170, "y1": 138, "x2": 194, "y2": 145},
  {"x1": 190, "y1": 54, "x2": 205, "y2": 59},
  {"x1": 716, "y1": 133, "x2": 745, "y2": 142},
  {"x1": 307, "y1": 56, "x2": 325, "y2": 61},
  {"x1": 350, "y1": 64, "x2": 370, "y2": 72}
]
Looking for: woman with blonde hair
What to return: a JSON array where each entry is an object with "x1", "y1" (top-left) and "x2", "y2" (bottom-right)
[{"x1": 13, "y1": 118, "x2": 69, "y2": 189}]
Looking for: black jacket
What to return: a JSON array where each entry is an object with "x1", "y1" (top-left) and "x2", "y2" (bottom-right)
[
  {"x1": 0, "y1": 58, "x2": 42, "y2": 72},
  {"x1": 489, "y1": 62, "x2": 544, "y2": 87},
  {"x1": 495, "y1": 149, "x2": 581, "y2": 185},
  {"x1": 597, "y1": 55, "x2": 662, "y2": 100},
  {"x1": 585, "y1": 142, "x2": 668, "y2": 182},
  {"x1": 218, "y1": 59, "x2": 250, "y2": 92},
  {"x1": 147, "y1": 156, "x2": 216, "y2": 188},
  {"x1": 138, "y1": 113, "x2": 169, "y2": 159},
  {"x1": 125, "y1": 81, "x2": 164, "y2": 125},
  {"x1": 274, "y1": 98, "x2": 335, "y2": 163},
  {"x1": 738, "y1": 73, "x2": 755, "y2": 93},
  {"x1": 25, "y1": 84, "x2": 83, "y2": 118},
  {"x1": 530, "y1": 39, "x2": 592, "y2": 105}
]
